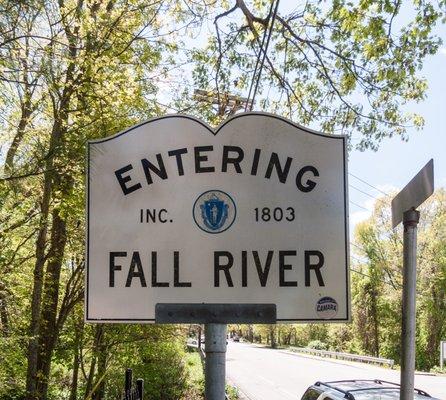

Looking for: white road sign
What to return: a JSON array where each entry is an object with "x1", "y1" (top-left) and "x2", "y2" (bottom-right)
[{"x1": 86, "y1": 113, "x2": 350, "y2": 322}]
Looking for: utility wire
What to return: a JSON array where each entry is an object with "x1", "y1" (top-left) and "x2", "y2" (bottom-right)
[
  {"x1": 250, "y1": 0, "x2": 280, "y2": 111},
  {"x1": 350, "y1": 184, "x2": 379, "y2": 200},
  {"x1": 245, "y1": 0, "x2": 274, "y2": 112},
  {"x1": 350, "y1": 267, "x2": 371, "y2": 279},
  {"x1": 244, "y1": 1, "x2": 274, "y2": 112},
  {"x1": 349, "y1": 173, "x2": 389, "y2": 196},
  {"x1": 350, "y1": 256, "x2": 401, "y2": 289},
  {"x1": 246, "y1": 0, "x2": 280, "y2": 111},
  {"x1": 349, "y1": 201, "x2": 370, "y2": 212},
  {"x1": 350, "y1": 242, "x2": 368, "y2": 253}
]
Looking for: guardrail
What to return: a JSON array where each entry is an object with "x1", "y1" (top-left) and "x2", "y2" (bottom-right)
[{"x1": 289, "y1": 347, "x2": 395, "y2": 368}]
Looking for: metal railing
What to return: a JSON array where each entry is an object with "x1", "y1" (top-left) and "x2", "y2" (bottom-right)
[{"x1": 289, "y1": 347, "x2": 394, "y2": 368}]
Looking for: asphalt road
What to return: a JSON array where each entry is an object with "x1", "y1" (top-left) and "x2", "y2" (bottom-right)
[{"x1": 226, "y1": 342, "x2": 446, "y2": 400}]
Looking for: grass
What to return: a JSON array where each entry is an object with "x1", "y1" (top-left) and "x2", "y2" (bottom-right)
[
  {"x1": 184, "y1": 347, "x2": 240, "y2": 399},
  {"x1": 184, "y1": 349, "x2": 204, "y2": 399}
]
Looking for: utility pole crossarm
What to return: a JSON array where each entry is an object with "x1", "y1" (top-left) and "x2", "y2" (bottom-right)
[{"x1": 194, "y1": 89, "x2": 254, "y2": 116}]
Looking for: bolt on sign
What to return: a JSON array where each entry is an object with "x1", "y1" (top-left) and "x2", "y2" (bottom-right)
[{"x1": 86, "y1": 113, "x2": 350, "y2": 322}]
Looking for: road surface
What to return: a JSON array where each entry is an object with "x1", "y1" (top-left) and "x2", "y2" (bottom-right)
[{"x1": 226, "y1": 342, "x2": 446, "y2": 399}]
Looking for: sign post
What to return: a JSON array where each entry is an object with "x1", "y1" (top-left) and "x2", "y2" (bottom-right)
[
  {"x1": 86, "y1": 113, "x2": 350, "y2": 399},
  {"x1": 391, "y1": 159, "x2": 434, "y2": 400},
  {"x1": 441, "y1": 341, "x2": 446, "y2": 369},
  {"x1": 205, "y1": 324, "x2": 227, "y2": 399}
]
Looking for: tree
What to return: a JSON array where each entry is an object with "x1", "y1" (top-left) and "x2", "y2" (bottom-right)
[
  {"x1": 0, "y1": 1, "x2": 181, "y2": 398},
  {"x1": 352, "y1": 189, "x2": 446, "y2": 369},
  {"x1": 183, "y1": 0, "x2": 444, "y2": 149}
]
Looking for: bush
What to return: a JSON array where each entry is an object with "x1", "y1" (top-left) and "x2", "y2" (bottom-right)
[{"x1": 307, "y1": 340, "x2": 328, "y2": 350}]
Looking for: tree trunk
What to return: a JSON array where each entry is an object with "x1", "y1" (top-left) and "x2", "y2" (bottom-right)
[
  {"x1": 85, "y1": 326, "x2": 104, "y2": 399},
  {"x1": 4, "y1": 94, "x2": 34, "y2": 173},
  {"x1": 25, "y1": 145, "x2": 56, "y2": 400},
  {"x1": 94, "y1": 328, "x2": 107, "y2": 400},
  {"x1": 0, "y1": 282, "x2": 9, "y2": 335},
  {"x1": 371, "y1": 288, "x2": 380, "y2": 357},
  {"x1": 270, "y1": 325, "x2": 277, "y2": 349},
  {"x1": 34, "y1": 207, "x2": 68, "y2": 399},
  {"x1": 69, "y1": 339, "x2": 80, "y2": 400},
  {"x1": 4, "y1": 36, "x2": 36, "y2": 175},
  {"x1": 425, "y1": 282, "x2": 445, "y2": 368}
]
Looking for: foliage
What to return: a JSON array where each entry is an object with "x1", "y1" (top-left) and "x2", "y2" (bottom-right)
[
  {"x1": 233, "y1": 190, "x2": 446, "y2": 372},
  {"x1": 307, "y1": 340, "x2": 329, "y2": 351},
  {"x1": 178, "y1": 0, "x2": 445, "y2": 149},
  {"x1": 0, "y1": 0, "x2": 444, "y2": 398}
]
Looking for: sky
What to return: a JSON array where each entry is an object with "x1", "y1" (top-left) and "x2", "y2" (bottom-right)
[
  {"x1": 348, "y1": 33, "x2": 446, "y2": 233},
  {"x1": 162, "y1": 1, "x2": 445, "y2": 237},
  {"x1": 272, "y1": 0, "x2": 446, "y2": 235}
]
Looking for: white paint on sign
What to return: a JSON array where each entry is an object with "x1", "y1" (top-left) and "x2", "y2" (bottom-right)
[{"x1": 86, "y1": 113, "x2": 350, "y2": 322}]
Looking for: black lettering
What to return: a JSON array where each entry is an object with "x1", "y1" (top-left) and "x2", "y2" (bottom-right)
[
  {"x1": 265, "y1": 152, "x2": 292, "y2": 183},
  {"x1": 222, "y1": 145, "x2": 244, "y2": 173},
  {"x1": 141, "y1": 154, "x2": 168, "y2": 185},
  {"x1": 241, "y1": 250, "x2": 248, "y2": 287},
  {"x1": 151, "y1": 251, "x2": 169, "y2": 287},
  {"x1": 253, "y1": 251, "x2": 273, "y2": 287},
  {"x1": 174, "y1": 251, "x2": 191, "y2": 287},
  {"x1": 279, "y1": 250, "x2": 297, "y2": 287},
  {"x1": 109, "y1": 252, "x2": 126, "y2": 287},
  {"x1": 305, "y1": 250, "x2": 325, "y2": 286},
  {"x1": 146, "y1": 209, "x2": 156, "y2": 223},
  {"x1": 194, "y1": 146, "x2": 215, "y2": 173},
  {"x1": 214, "y1": 251, "x2": 234, "y2": 287},
  {"x1": 168, "y1": 148, "x2": 188, "y2": 176},
  {"x1": 250, "y1": 148, "x2": 261, "y2": 176},
  {"x1": 126, "y1": 252, "x2": 147, "y2": 287},
  {"x1": 114, "y1": 165, "x2": 142, "y2": 195},
  {"x1": 296, "y1": 166, "x2": 319, "y2": 192},
  {"x1": 159, "y1": 209, "x2": 168, "y2": 223}
]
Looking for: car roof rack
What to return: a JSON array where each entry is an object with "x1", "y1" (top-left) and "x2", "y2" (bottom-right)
[
  {"x1": 315, "y1": 381, "x2": 355, "y2": 400},
  {"x1": 315, "y1": 379, "x2": 432, "y2": 399}
]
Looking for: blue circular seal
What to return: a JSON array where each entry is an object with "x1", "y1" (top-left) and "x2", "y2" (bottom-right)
[
  {"x1": 316, "y1": 297, "x2": 338, "y2": 319},
  {"x1": 193, "y1": 190, "x2": 236, "y2": 234}
]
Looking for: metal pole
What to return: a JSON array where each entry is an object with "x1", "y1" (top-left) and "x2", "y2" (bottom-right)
[
  {"x1": 125, "y1": 368, "x2": 132, "y2": 396},
  {"x1": 400, "y1": 209, "x2": 420, "y2": 400},
  {"x1": 136, "y1": 378, "x2": 144, "y2": 399},
  {"x1": 441, "y1": 342, "x2": 444, "y2": 369},
  {"x1": 205, "y1": 323, "x2": 227, "y2": 400}
]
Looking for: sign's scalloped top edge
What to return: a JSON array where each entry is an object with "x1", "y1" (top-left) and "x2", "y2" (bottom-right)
[{"x1": 88, "y1": 112, "x2": 347, "y2": 146}]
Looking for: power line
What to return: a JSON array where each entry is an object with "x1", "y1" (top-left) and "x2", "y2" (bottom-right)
[
  {"x1": 349, "y1": 201, "x2": 370, "y2": 212},
  {"x1": 246, "y1": 0, "x2": 280, "y2": 112},
  {"x1": 349, "y1": 173, "x2": 389, "y2": 196},
  {"x1": 244, "y1": 2, "x2": 272, "y2": 112},
  {"x1": 249, "y1": 0, "x2": 280, "y2": 111},
  {"x1": 350, "y1": 256, "x2": 401, "y2": 289},
  {"x1": 350, "y1": 242, "x2": 367, "y2": 253},
  {"x1": 350, "y1": 267, "x2": 370, "y2": 278},
  {"x1": 349, "y1": 184, "x2": 379, "y2": 200}
]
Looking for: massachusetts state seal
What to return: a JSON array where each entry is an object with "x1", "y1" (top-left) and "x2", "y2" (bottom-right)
[{"x1": 193, "y1": 190, "x2": 236, "y2": 234}]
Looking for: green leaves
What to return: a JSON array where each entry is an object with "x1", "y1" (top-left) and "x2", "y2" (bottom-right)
[{"x1": 184, "y1": 0, "x2": 444, "y2": 149}]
